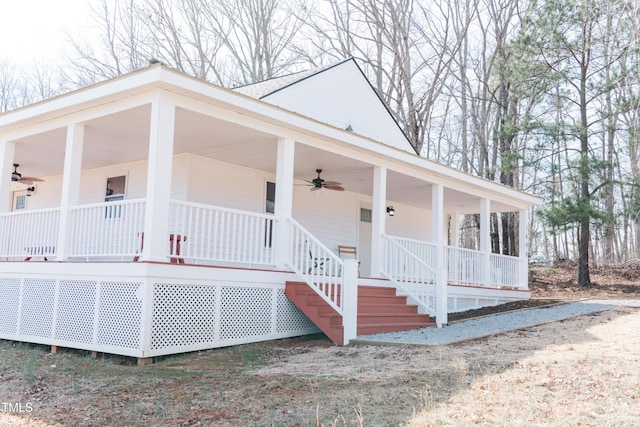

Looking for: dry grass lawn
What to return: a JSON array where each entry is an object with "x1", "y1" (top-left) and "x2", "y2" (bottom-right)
[{"x1": 1, "y1": 265, "x2": 639, "y2": 426}]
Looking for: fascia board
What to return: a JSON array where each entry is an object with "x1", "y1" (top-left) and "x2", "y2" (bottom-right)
[
  {"x1": 0, "y1": 92, "x2": 158, "y2": 141},
  {"x1": 0, "y1": 66, "x2": 166, "y2": 129}
]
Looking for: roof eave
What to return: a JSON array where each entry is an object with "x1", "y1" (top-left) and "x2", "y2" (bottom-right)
[{"x1": 0, "y1": 64, "x2": 542, "y2": 208}]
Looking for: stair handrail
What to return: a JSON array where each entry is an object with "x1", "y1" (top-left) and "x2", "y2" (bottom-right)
[
  {"x1": 286, "y1": 218, "x2": 344, "y2": 314},
  {"x1": 381, "y1": 234, "x2": 437, "y2": 316}
]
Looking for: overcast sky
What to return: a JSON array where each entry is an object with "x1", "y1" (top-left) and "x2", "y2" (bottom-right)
[{"x1": 0, "y1": 0, "x2": 92, "y2": 64}]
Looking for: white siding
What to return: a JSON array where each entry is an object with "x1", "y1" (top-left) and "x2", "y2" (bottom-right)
[
  {"x1": 263, "y1": 61, "x2": 414, "y2": 154},
  {"x1": 22, "y1": 175, "x2": 63, "y2": 210},
  {"x1": 17, "y1": 163, "x2": 148, "y2": 210},
  {"x1": 76, "y1": 161, "x2": 150, "y2": 204},
  {"x1": 186, "y1": 154, "x2": 269, "y2": 213},
  {"x1": 385, "y1": 201, "x2": 431, "y2": 241},
  {"x1": 17, "y1": 159, "x2": 175, "y2": 210},
  {"x1": 293, "y1": 185, "x2": 359, "y2": 253}
]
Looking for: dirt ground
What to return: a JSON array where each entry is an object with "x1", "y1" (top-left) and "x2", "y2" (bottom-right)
[{"x1": 1, "y1": 264, "x2": 640, "y2": 426}]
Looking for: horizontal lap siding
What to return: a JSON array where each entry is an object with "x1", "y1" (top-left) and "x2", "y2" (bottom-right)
[
  {"x1": 293, "y1": 185, "x2": 358, "y2": 251},
  {"x1": 77, "y1": 161, "x2": 152, "y2": 202},
  {"x1": 186, "y1": 155, "x2": 269, "y2": 212},
  {"x1": 187, "y1": 155, "x2": 361, "y2": 253},
  {"x1": 23, "y1": 175, "x2": 63, "y2": 209},
  {"x1": 385, "y1": 202, "x2": 431, "y2": 241},
  {"x1": 263, "y1": 61, "x2": 414, "y2": 153},
  {"x1": 24, "y1": 160, "x2": 152, "y2": 210}
]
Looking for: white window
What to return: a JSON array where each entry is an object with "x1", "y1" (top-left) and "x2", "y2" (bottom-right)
[
  {"x1": 360, "y1": 208, "x2": 372, "y2": 223},
  {"x1": 105, "y1": 175, "x2": 126, "y2": 218},
  {"x1": 265, "y1": 181, "x2": 275, "y2": 247},
  {"x1": 105, "y1": 175, "x2": 126, "y2": 202},
  {"x1": 12, "y1": 192, "x2": 27, "y2": 211}
]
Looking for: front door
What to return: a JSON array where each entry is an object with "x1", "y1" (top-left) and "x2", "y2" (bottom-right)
[{"x1": 357, "y1": 203, "x2": 372, "y2": 277}]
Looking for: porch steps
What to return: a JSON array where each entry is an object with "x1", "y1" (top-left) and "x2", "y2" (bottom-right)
[{"x1": 285, "y1": 282, "x2": 434, "y2": 345}]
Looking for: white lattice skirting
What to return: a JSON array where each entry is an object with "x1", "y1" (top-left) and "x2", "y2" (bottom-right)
[{"x1": 0, "y1": 268, "x2": 319, "y2": 358}]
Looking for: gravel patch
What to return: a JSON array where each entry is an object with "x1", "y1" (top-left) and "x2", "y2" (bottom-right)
[{"x1": 354, "y1": 300, "x2": 640, "y2": 346}]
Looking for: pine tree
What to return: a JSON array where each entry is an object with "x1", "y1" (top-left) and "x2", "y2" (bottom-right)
[{"x1": 520, "y1": 0, "x2": 626, "y2": 285}]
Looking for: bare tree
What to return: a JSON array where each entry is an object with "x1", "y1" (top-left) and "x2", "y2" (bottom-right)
[
  {"x1": 66, "y1": 0, "x2": 309, "y2": 87},
  {"x1": 64, "y1": 0, "x2": 147, "y2": 86},
  {"x1": 300, "y1": 0, "x2": 477, "y2": 155},
  {"x1": 0, "y1": 61, "x2": 22, "y2": 113}
]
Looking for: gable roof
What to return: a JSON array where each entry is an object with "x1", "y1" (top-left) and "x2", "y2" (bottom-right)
[
  {"x1": 233, "y1": 66, "x2": 326, "y2": 99},
  {"x1": 234, "y1": 58, "x2": 417, "y2": 154}
]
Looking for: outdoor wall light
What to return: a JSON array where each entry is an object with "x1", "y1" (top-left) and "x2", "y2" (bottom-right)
[
  {"x1": 386, "y1": 206, "x2": 395, "y2": 216},
  {"x1": 26, "y1": 186, "x2": 35, "y2": 197}
]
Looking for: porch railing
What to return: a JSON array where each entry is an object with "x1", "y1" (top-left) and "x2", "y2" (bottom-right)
[
  {"x1": 69, "y1": 199, "x2": 146, "y2": 258},
  {"x1": 445, "y1": 245, "x2": 483, "y2": 286},
  {"x1": 0, "y1": 208, "x2": 60, "y2": 260},
  {"x1": 381, "y1": 235, "x2": 437, "y2": 316},
  {"x1": 169, "y1": 201, "x2": 276, "y2": 266},
  {"x1": 490, "y1": 253, "x2": 522, "y2": 289},
  {"x1": 445, "y1": 246, "x2": 525, "y2": 289},
  {"x1": 287, "y1": 218, "x2": 343, "y2": 314},
  {"x1": 392, "y1": 236, "x2": 437, "y2": 268}
]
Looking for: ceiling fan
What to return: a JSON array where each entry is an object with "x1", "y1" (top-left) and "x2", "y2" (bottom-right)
[
  {"x1": 11, "y1": 164, "x2": 44, "y2": 185},
  {"x1": 307, "y1": 169, "x2": 344, "y2": 191}
]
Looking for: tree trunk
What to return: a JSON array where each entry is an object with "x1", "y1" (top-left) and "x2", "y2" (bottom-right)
[{"x1": 578, "y1": 59, "x2": 591, "y2": 286}]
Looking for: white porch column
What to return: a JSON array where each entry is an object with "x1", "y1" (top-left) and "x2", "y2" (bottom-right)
[
  {"x1": 0, "y1": 140, "x2": 15, "y2": 213},
  {"x1": 370, "y1": 166, "x2": 387, "y2": 278},
  {"x1": 480, "y1": 198, "x2": 491, "y2": 286},
  {"x1": 432, "y1": 183, "x2": 447, "y2": 326},
  {"x1": 142, "y1": 95, "x2": 176, "y2": 262},
  {"x1": 56, "y1": 124, "x2": 85, "y2": 260},
  {"x1": 274, "y1": 137, "x2": 295, "y2": 269},
  {"x1": 342, "y1": 259, "x2": 359, "y2": 345},
  {"x1": 519, "y1": 207, "x2": 529, "y2": 289}
]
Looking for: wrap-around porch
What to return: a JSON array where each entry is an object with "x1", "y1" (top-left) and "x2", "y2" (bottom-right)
[
  {"x1": 0, "y1": 65, "x2": 537, "y2": 354},
  {"x1": 0, "y1": 195, "x2": 528, "y2": 346},
  {"x1": 0, "y1": 199, "x2": 526, "y2": 292}
]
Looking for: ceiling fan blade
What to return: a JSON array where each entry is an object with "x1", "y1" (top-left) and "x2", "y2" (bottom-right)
[
  {"x1": 324, "y1": 184, "x2": 345, "y2": 191},
  {"x1": 20, "y1": 176, "x2": 44, "y2": 183},
  {"x1": 307, "y1": 169, "x2": 344, "y2": 191}
]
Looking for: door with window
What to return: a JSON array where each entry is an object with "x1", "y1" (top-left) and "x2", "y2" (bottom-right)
[{"x1": 357, "y1": 203, "x2": 373, "y2": 277}]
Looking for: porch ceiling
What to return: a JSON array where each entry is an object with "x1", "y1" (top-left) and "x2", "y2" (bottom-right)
[{"x1": 10, "y1": 104, "x2": 521, "y2": 214}]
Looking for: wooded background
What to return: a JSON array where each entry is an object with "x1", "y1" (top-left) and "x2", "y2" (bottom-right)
[{"x1": 1, "y1": 0, "x2": 639, "y2": 284}]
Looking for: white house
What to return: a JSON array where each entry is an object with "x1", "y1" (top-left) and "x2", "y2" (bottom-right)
[{"x1": 0, "y1": 59, "x2": 541, "y2": 363}]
